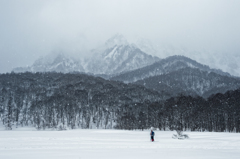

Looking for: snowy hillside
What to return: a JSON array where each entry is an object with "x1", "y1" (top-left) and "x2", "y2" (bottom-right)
[
  {"x1": 111, "y1": 55, "x2": 230, "y2": 83},
  {"x1": 13, "y1": 53, "x2": 85, "y2": 73},
  {"x1": 0, "y1": 129, "x2": 240, "y2": 159},
  {"x1": 134, "y1": 67, "x2": 240, "y2": 97},
  {"x1": 83, "y1": 34, "x2": 160, "y2": 74},
  {"x1": 86, "y1": 44, "x2": 159, "y2": 75}
]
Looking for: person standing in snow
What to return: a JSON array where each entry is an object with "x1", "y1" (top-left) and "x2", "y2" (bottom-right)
[{"x1": 150, "y1": 129, "x2": 155, "y2": 142}]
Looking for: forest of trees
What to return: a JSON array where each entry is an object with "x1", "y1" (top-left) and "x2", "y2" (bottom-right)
[{"x1": 0, "y1": 72, "x2": 240, "y2": 132}]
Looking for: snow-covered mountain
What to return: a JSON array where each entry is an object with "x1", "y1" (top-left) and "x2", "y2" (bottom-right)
[
  {"x1": 87, "y1": 46, "x2": 151, "y2": 74},
  {"x1": 105, "y1": 34, "x2": 129, "y2": 48},
  {"x1": 84, "y1": 34, "x2": 160, "y2": 74},
  {"x1": 13, "y1": 34, "x2": 160, "y2": 75},
  {"x1": 13, "y1": 53, "x2": 85, "y2": 73},
  {"x1": 12, "y1": 34, "x2": 239, "y2": 78}
]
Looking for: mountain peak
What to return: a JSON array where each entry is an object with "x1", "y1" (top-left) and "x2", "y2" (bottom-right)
[{"x1": 105, "y1": 34, "x2": 128, "y2": 48}]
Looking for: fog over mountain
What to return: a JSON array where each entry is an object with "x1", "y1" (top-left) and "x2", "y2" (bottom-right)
[
  {"x1": 1, "y1": 0, "x2": 240, "y2": 76},
  {"x1": 13, "y1": 34, "x2": 160, "y2": 75}
]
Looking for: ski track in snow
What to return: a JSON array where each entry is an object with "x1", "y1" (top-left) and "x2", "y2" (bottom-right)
[{"x1": 0, "y1": 129, "x2": 239, "y2": 159}]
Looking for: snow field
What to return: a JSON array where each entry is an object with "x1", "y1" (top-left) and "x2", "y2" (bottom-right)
[{"x1": 0, "y1": 129, "x2": 239, "y2": 159}]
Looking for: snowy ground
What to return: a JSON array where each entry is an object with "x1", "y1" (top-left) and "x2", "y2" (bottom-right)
[{"x1": 0, "y1": 128, "x2": 239, "y2": 159}]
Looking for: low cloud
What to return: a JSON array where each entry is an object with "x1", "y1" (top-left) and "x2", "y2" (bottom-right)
[{"x1": 0, "y1": 0, "x2": 240, "y2": 73}]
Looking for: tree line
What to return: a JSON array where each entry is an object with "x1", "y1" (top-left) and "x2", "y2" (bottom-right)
[{"x1": 0, "y1": 72, "x2": 239, "y2": 132}]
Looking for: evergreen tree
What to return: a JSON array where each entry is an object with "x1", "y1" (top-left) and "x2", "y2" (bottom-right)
[{"x1": 4, "y1": 95, "x2": 14, "y2": 130}]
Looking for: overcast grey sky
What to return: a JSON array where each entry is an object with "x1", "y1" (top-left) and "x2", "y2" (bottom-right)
[{"x1": 0, "y1": 0, "x2": 240, "y2": 73}]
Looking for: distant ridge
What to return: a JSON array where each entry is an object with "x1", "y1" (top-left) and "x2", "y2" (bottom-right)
[{"x1": 111, "y1": 55, "x2": 231, "y2": 83}]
